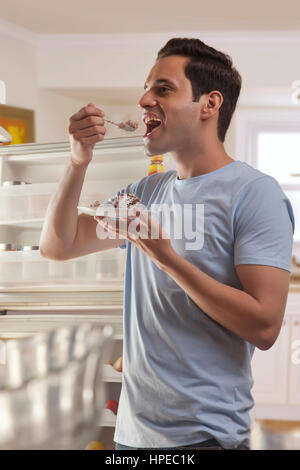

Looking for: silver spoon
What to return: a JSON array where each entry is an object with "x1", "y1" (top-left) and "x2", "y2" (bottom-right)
[{"x1": 103, "y1": 118, "x2": 138, "y2": 132}]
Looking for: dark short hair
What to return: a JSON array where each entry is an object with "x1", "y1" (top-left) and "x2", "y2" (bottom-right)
[{"x1": 156, "y1": 38, "x2": 242, "y2": 142}]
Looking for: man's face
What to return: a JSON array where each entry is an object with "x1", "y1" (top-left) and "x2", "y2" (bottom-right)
[{"x1": 139, "y1": 55, "x2": 202, "y2": 157}]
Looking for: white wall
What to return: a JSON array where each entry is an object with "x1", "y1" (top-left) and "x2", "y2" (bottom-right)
[
  {"x1": 35, "y1": 89, "x2": 88, "y2": 143},
  {"x1": 36, "y1": 32, "x2": 300, "y2": 92},
  {"x1": 31, "y1": 32, "x2": 300, "y2": 155},
  {"x1": 0, "y1": 30, "x2": 37, "y2": 110},
  {"x1": 36, "y1": 89, "x2": 144, "y2": 142}
]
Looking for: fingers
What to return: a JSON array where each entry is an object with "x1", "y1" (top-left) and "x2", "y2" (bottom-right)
[
  {"x1": 71, "y1": 103, "x2": 104, "y2": 122},
  {"x1": 69, "y1": 117, "x2": 106, "y2": 141},
  {"x1": 96, "y1": 218, "x2": 138, "y2": 244},
  {"x1": 95, "y1": 216, "x2": 129, "y2": 233},
  {"x1": 73, "y1": 124, "x2": 106, "y2": 139},
  {"x1": 94, "y1": 211, "x2": 157, "y2": 244},
  {"x1": 95, "y1": 216, "x2": 127, "y2": 238},
  {"x1": 70, "y1": 115, "x2": 105, "y2": 133},
  {"x1": 69, "y1": 104, "x2": 106, "y2": 139}
]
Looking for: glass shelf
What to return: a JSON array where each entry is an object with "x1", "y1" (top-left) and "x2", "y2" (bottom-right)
[{"x1": 0, "y1": 136, "x2": 145, "y2": 164}]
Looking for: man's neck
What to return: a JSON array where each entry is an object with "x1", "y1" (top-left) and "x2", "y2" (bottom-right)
[{"x1": 173, "y1": 142, "x2": 234, "y2": 180}]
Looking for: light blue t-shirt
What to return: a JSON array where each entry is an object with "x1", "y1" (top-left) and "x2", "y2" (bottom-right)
[{"x1": 111, "y1": 160, "x2": 294, "y2": 449}]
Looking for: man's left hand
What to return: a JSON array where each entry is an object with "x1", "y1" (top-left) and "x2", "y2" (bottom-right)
[{"x1": 94, "y1": 209, "x2": 176, "y2": 269}]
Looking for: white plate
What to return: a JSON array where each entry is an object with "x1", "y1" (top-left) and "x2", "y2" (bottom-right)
[{"x1": 77, "y1": 205, "x2": 140, "y2": 219}]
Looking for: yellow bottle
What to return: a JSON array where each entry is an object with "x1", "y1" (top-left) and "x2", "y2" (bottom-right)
[{"x1": 148, "y1": 155, "x2": 164, "y2": 176}]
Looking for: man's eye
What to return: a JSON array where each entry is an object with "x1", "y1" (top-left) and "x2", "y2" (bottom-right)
[{"x1": 158, "y1": 87, "x2": 170, "y2": 94}]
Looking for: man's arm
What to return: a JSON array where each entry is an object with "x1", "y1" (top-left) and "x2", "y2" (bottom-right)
[
  {"x1": 39, "y1": 104, "x2": 124, "y2": 261},
  {"x1": 97, "y1": 210, "x2": 290, "y2": 350},
  {"x1": 159, "y1": 251, "x2": 290, "y2": 351}
]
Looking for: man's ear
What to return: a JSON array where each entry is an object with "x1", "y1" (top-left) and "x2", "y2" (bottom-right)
[{"x1": 200, "y1": 91, "x2": 223, "y2": 120}]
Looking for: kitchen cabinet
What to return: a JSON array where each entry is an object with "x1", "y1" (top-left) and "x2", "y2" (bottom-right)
[
  {"x1": 251, "y1": 318, "x2": 290, "y2": 405},
  {"x1": 289, "y1": 315, "x2": 300, "y2": 405},
  {"x1": 251, "y1": 290, "x2": 300, "y2": 420}
]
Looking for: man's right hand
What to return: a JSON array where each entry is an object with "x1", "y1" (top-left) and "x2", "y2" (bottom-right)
[{"x1": 68, "y1": 103, "x2": 106, "y2": 168}]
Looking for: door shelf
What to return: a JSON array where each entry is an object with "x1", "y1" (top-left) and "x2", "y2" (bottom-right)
[
  {"x1": 100, "y1": 408, "x2": 117, "y2": 427},
  {"x1": 103, "y1": 364, "x2": 122, "y2": 383}
]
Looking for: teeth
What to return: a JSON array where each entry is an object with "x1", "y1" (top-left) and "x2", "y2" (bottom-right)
[{"x1": 144, "y1": 116, "x2": 161, "y2": 124}]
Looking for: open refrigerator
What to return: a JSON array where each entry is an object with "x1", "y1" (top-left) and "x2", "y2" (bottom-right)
[{"x1": 0, "y1": 136, "x2": 174, "y2": 449}]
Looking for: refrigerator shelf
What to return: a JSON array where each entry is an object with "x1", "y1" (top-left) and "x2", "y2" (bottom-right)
[
  {"x1": 103, "y1": 364, "x2": 122, "y2": 383},
  {"x1": 1, "y1": 137, "x2": 144, "y2": 165},
  {"x1": 0, "y1": 180, "x2": 117, "y2": 223},
  {"x1": 0, "y1": 182, "x2": 57, "y2": 194},
  {"x1": 0, "y1": 289, "x2": 124, "y2": 308},
  {"x1": 0, "y1": 283, "x2": 124, "y2": 293},
  {"x1": 0, "y1": 177, "x2": 138, "y2": 225},
  {"x1": 0, "y1": 249, "x2": 126, "y2": 285},
  {"x1": 0, "y1": 182, "x2": 54, "y2": 221},
  {"x1": 0, "y1": 218, "x2": 44, "y2": 227},
  {"x1": 0, "y1": 313, "x2": 123, "y2": 340},
  {"x1": 100, "y1": 408, "x2": 117, "y2": 427}
]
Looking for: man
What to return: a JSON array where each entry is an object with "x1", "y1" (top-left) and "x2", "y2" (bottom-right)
[{"x1": 40, "y1": 38, "x2": 294, "y2": 450}]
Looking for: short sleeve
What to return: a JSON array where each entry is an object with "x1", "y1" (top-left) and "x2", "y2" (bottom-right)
[{"x1": 233, "y1": 175, "x2": 295, "y2": 272}]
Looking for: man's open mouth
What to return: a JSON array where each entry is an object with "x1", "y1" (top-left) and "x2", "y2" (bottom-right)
[{"x1": 143, "y1": 116, "x2": 162, "y2": 138}]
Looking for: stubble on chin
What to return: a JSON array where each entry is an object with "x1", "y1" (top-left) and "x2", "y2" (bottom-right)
[
  {"x1": 144, "y1": 141, "x2": 171, "y2": 157},
  {"x1": 144, "y1": 145, "x2": 161, "y2": 157}
]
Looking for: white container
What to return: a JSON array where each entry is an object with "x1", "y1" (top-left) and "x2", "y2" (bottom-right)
[
  {"x1": 0, "y1": 246, "x2": 125, "y2": 285},
  {"x1": 2, "y1": 181, "x2": 29, "y2": 186},
  {"x1": 0, "y1": 183, "x2": 55, "y2": 221},
  {"x1": 0, "y1": 249, "x2": 49, "y2": 284},
  {"x1": 95, "y1": 250, "x2": 123, "y2": 281},
  {"x1": 0, "y1": 245, "x2": 23, "y2": 283},
  {"x1": 0, "y1": 182, "x2": 30, "y2": 220},
  {"x1": 73, "y1": 259, "x2": 89, "y2": 280},
  {"x1": 22, "y1": 247, "x2": 49, "y2": 282},
  {"x1": 2, "y1": 263, "x2": 23, "y2": 282},
  {"x1": 48, "y1": 259, "x2": 74, "y2": 281},
  {"x1": 0, "y1": 179, "x2": 127, "y2": 222},
  {"x1": 73, "y1": 255, "x2": 96, "y2": 281},
  {"x1": 0, "y1": 243, "x2": 21, "y2": 251}
]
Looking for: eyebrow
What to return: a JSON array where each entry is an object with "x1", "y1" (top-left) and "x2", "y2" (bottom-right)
[{"x1": 144, "y1": 78, "x2": 176, "y2": 90}]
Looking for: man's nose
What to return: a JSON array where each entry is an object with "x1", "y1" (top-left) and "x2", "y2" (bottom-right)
[{"x1": 138, "y1": 90, "x2": 157, "y2": 109}]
